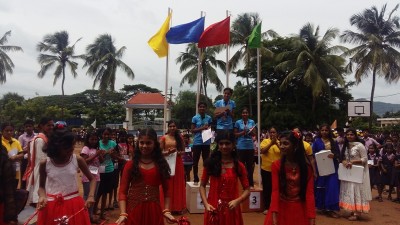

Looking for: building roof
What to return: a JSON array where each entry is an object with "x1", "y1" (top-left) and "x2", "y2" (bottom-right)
[{"x1": 126, "y1": 92, "x2": 166, "y2": 109}]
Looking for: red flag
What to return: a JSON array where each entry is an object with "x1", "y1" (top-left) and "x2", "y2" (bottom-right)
[{"x1": 198, "y1": 17, "x2": 230, "y2": 48}]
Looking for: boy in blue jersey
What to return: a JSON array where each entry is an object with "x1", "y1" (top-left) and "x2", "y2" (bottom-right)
[
  {"x1": 191, "y1": 102, "x2": 212, "y2": 185},
  {"x1": 214, "y1": 88, "x2": 235, "y2": 132}
]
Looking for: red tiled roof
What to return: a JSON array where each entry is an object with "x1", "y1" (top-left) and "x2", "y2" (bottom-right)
[{"x1": 126, "y1": 92, "x2": 165, "y2": 105}]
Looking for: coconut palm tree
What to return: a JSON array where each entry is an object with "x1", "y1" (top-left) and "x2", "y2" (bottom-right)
[
  {"x1": 340, "y1": 4, "x2": 400, "y2": 129},
  {"x1": 276, "y1": 23, "x2": 346, "y2": 114},
  {"x1": 37, "y1": 30, "x2": 81, "y2": 118},
  {"x1": 176, "y1": 43, "x2": 225, "y2": 100},
  {"x1": 0, "y1": 31, "x2": 23, "y2": 84},
  {"x1": 229, "y1": 12, "x2": 277, "y2": 115},
  {"x1": 83, "y1": 34, "x2": 134, "y2": 93}
]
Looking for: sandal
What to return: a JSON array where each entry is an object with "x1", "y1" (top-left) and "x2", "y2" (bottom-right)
[
  {"x1": 348, "y1": 215, "x2": 359, "y2": 221},
  {"x1": 100, "y1": 212, "x2": 107, "y2": 220},
  {"x1": 388, "y1": 196, "x2": 393, "y2": 200},
  {"x1": 93, "y1": 209, "x2": 100, "y2": 215},
  {"x1": 392, "y1": 198, "x2": 400, "y2": 203},
  {"x1": 90, "y1": 217, "x2": 101, "y2": 224},
  {"x1": 327, "y1": 211, "x2": 340, "y2": 218},
  {"x1": 378, "y1": 196, "x2": 383, "y2": 202}
]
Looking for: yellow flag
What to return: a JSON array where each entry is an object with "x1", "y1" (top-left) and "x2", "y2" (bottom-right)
[{"x1": 148, "y1": 13, "x2": 171, "y2": 58}]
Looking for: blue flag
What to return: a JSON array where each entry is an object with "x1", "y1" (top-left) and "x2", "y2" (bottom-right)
[{"x1": 166, "y1": 17, "x2": 205, "y2": 44}]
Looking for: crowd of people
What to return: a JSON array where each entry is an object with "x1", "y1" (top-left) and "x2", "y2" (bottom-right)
[{"x1": 0, "y1": 88, "x2": 399, "y2": 225}]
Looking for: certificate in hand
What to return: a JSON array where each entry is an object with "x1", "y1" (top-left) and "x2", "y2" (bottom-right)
[
  {"x1": 338, "y1": 163, "x2": 364, "y2": 184},
  {"x1": 165, "y1": 152, "x2": 177, "y2": 176},
  {"x1": 214, "y1": 106, "x2": 230, "y2": 115},
  {"x1": 202, "y1": 128, "x2": 213, "y2": 143},
  {"x1": 247, "y1": 123, "x2": 257, "y2": 135},
  {"x1": 315, "y1": 150, "x2": 335, "y2": 176}
]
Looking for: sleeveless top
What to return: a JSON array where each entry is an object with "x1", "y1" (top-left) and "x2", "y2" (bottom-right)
[{"x1": 46, "y1": 154, "x2": 79, "y2": 200}]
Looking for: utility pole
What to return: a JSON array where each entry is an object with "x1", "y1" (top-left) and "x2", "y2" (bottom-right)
[{"x1": 167, "y1": 86, "x2": 175, "y2": 105}]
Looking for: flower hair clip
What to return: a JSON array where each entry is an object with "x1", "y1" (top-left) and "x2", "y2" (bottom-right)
[
  {"x1": 292, "y1": 130, "x2": 301, "y2": 140},
  {"x1": 56, "y1": 124, "x2": 65, "y2": 129}
]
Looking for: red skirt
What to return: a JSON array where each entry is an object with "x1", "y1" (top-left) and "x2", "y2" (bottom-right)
[
  {"x1": 264, "y1": 200, "x2": 310, "y2": 225},
  {"x1": 126, "y1": 201, "x2": 164, "y2": 225},
  {"x1": 0, "y1": 203, "x2": 5, "y2": 225},
  {"x1": 168, "y1": 156, "x2": 186, "y2": 212},
  {"x1": 203, "y1": 206, "x2": 243, "y2": 225},
  {"x1": 37, "y1": 196, "x2": 90, "y2": 225}
]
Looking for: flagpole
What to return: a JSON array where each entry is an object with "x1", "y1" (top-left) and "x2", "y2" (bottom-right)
[
  {"x1": 225, "y1": 10, "x2": 230, "y2": 88},
  {"x1": 196, "y1": 48, "x2": 202, "y2": 115},
  {"x1": 256, "y1": 48, "x2": 262, "y2": 188},
  {"x1": 163, "y1": 8, "x2": 172, "y2": 134},
  {"x1": 196, "y1": 11, "x2": 204, "y2": 115}
]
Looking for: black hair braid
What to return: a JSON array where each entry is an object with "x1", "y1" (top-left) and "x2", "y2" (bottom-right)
[
  {"x1": 205, "y1": 150, "x2": 222, "y2": 176},
  {"x1": 47, "y1": 128, "x2": 75, "y2": 159}
]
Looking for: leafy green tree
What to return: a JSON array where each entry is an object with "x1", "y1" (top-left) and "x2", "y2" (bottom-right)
[
  {"x1": 276, "y1": 23, "x2": 346, "y2": 115},
  {"x1": 234, "y1": 37, "x2": 352, "y2": 129},
  {"x1": 37, "y1": 31, "x2": 81, "y2": 118},
  {"x1": 171, "y1": 90, "x2": 212, "y2": 129},
  {"x1": 84, "y1": 34, "x2": 134, "y2": 93},
  {"x1": 121, "y1": 84, "x2": 161, "y2": 98},
  {"x1": 176, "y1": 43, "x2": 225, "y2": 99},
  {"x1": 0, "y1": 92, "x2": 24, "y2": 109},
  {"x1": 340, "y1": 4, "x2": 400, "y2": 129},
  {"x1": 0, "y1": 31, "x2": 23, "y2": 84},
  {"x1": 230, "y1": 12, "x2": 277, "y2": 115}
]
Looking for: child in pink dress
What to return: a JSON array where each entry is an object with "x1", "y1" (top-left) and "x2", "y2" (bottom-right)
[
  {"x1": 37, "y1": 128, "x2": 97, "y2": 225},
  {"x1": 80, "y1": 132, "x2": 103, "y2": 223}
]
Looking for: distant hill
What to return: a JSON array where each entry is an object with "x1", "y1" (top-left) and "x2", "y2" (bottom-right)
[
  {"x1": 374, "y1": 101, "x2": 400, "y2": 116},
  {"x1": 353, "y1": 99, "x2": 400, "y2": 116}
]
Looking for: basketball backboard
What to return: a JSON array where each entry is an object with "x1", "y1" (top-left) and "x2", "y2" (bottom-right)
[{"x1": 347, "y1": 101, "x2": 371, "y2": 117}]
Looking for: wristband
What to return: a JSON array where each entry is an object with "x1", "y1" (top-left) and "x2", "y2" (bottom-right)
[
  {"x1": 162, "y1": 209, "x2": 170, "y2": 214},
  {"x1": 120, "y1": 213, "x2": 128, "y2": 217}
]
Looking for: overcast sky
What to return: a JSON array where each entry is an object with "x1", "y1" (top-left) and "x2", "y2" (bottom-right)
[{"x1": 1, "y1": 0, "x2": 399, "y2": 104}]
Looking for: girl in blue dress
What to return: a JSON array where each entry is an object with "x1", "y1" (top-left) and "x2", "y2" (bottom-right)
[{"x1": 312, "y1": 124, "x2": 340, "y2": 218}]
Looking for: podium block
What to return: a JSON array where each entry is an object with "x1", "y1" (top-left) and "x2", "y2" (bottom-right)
[
  {"x1": 241, "y1": 188, "x2": 264, "y2": 212},
  {"x1": 186, "y1": 182, "x2": 209, "y2": 213}
]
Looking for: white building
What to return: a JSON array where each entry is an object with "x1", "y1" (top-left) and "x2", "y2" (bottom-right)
[{"x1": 377, "y1": 118, "x2": 400, "y2": 127}]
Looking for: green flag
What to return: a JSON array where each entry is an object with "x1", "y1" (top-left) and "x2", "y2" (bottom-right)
[{"x1": 248, "y1": 23, "x2": 262, "y2": 48}]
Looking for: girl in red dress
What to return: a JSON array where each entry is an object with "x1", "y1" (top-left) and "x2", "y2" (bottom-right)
[
  {"x1": 126, "y1": 134, "x2": 135, "y2": 159},
  {"x1": 264, "y1": 131, "x2": 316, "y2": 225},
  {"x1": 160, "y1": 120, "x2": 186, "y2": 214},
  {"x1": 116, "y1": 128, "x2": 176, "y2": 225},
  {"x1": 200, "y1": 129, "x2": 250, "y2": 225},
  {"x1": 37, "y1": 127, "x2": 97, "y2": 225}
]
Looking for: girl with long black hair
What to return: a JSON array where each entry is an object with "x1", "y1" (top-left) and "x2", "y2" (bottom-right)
[
  {"x1": 199, "y1": 130, "x2": 250, "y2": 225},
  {"x1": 116, "y1": 128, "x2": 175, "y2": 225},
  {"x1": 160, "y1": 120, "x2": 186, "y2": 214},
  {"x1": 264, "y1": 131, "x2": 315, "y2": 225}
]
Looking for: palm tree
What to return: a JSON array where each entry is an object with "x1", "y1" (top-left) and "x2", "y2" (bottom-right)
[
  {"x1": 176, "y1": 43, "x2": 225, "y2": 100},
  {"x1": 276, "y1": 23, "x2": 346, "y2": 114},
  {"x1": 37, "y1": 31, "x2": 81, "y2": 118},
  {"x1": 230, "y1": 12, "x2": 277, "y2": 115},
  {"x1": 83, "y1": 34, "x2": 134, "y2": 93},
  {"x1": 0, "y1": 31, "x2": 23, "y2": 84},
  {"x1": 340, "y1": 4, "x2": 400, "y2": 129}
]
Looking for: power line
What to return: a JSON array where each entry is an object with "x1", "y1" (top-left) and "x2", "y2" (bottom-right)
[{"x1": 374, "y1": 92, "x2": 400, "y2": 98}]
